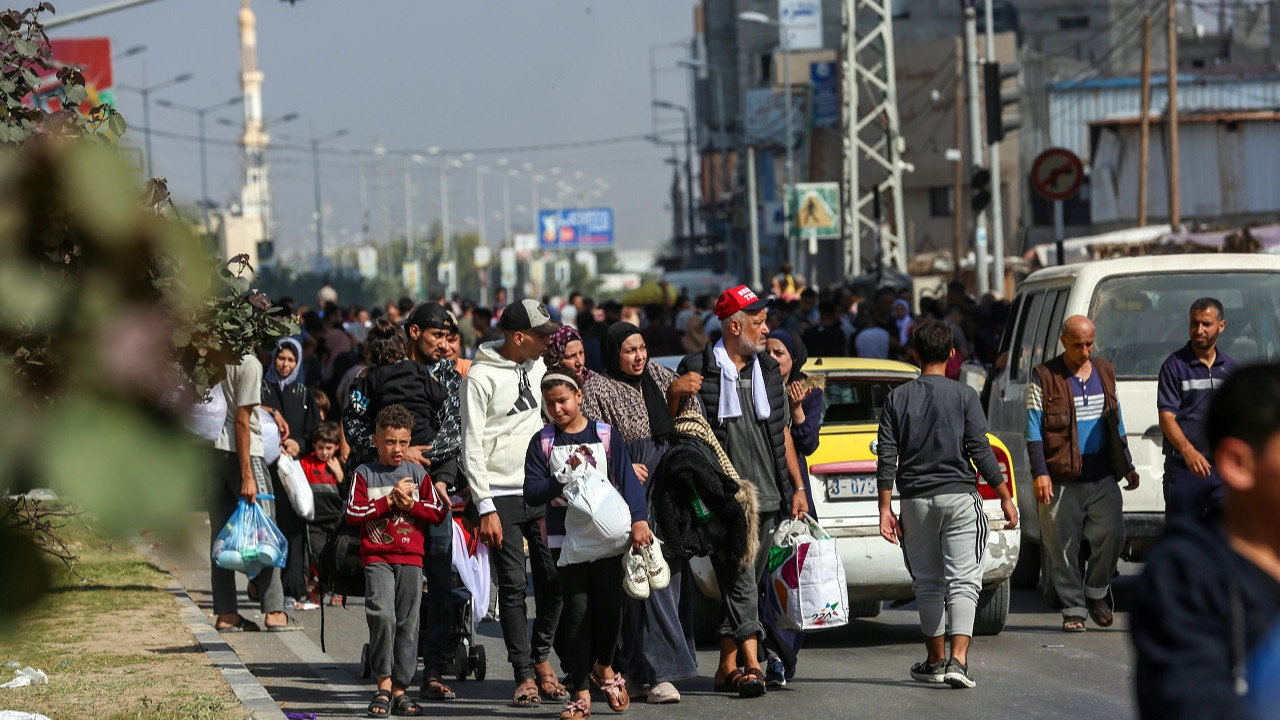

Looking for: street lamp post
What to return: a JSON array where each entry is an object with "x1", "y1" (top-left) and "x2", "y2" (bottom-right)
[
  {"x1": 475, "y1": 165, "x2": 489, "y2": 248},
  {"x1": 117, "y1": 68, "x2": 193, "y2": 179},
  {"x1": 154, "y1": 95, "x2": 241, "y2": 230},
  {"x1": 309, "y1": 127, "x2": 350, "y2": 267},
  {"x1": 679, "y1": 57, "x2": 734, "y2": 277},
  {"x1": 439, "y1": 157, "x2": 464, "y2": 261},
  {"x1": 652, "y1": 100, "x2": 696, "y2": 240},
  {"x1": 739, "y1": 10, "x2": 795, "y2": 271},
  {"x1": 503, "y1": 169, "x2": 519, "y2": 242}
]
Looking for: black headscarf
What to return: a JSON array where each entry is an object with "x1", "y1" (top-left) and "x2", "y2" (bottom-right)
[
  {"x1": 769, "y1": 329, "x2": 808, "y2": 384},
  {"x1": 603, "y1": 322, "x2": 677, "y2": 440}
]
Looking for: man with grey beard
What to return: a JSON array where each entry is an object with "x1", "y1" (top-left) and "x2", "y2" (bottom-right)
[{"x1": 675, "y1": 285, "x2": 807, "y2": 699}]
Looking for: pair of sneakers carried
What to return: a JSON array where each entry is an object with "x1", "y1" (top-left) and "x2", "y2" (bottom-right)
[
  {"x1": 623, "y1": 538, "x2": 671, "y2": 600},
  {"x1": 910, "y1": 657, "x2": 976, "y2": 689}
]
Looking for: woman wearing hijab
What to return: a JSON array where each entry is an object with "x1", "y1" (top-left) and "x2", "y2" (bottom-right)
[
  {"x1": 891, "y1": 298, "x2": 916, "y2": 361},
  {"x1": 759, "y1": 329, "x2": 824, "y2": 684},
  {"x1": 579, "y1": 323, "x2": 700, "y2": 705},
  {"x1": 543, "y1": 325, "x2": 594, "y2": 385},
  {"x1": 261, "y1": 337, "x2": 322, "y2": 610}
]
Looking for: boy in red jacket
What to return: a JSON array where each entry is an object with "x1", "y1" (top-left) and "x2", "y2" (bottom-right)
[{"x1": 346, "y1": 404, "x2": 447, "y2": 717}]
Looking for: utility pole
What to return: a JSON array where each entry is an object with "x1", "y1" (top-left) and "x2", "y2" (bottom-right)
[
  {"x1": 1139, "y1": 13, "x2": 1152, "y2": 227},
  {"x1": 1167, "y1": 0, "x2": 1182, "y2": 228},
  {"x1": 747, "y1": 146, "x2": 762, "y2": 289},
  {"x1": 965, "y1": 7, "x2": 989, "y2": 296},
  {"x1": 983, "y1": 0, "x2": 1005, "y2": 296},
  {"x1": 953, "y1": 36, "x2": 965, "y2": 281}
]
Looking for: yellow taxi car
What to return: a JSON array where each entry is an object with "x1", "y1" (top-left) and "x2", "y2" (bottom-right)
[{"x1": 803, "y1": 357, "x2": 1020, "y2": 635}]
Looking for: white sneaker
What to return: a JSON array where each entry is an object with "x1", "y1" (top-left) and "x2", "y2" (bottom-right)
[
  {"x1": 623, "y1": 549, "x2": 650, "y2": 599},
  {"x1": 646, "y1": 681, "x2": 680, "y2": 704},
  {"x1": 641, "y1": 539, "x2": 671, "y2": 591}
]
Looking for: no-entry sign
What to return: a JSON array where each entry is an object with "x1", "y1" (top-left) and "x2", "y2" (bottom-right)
[{"x1": 1031, "y1": 148, "x2": 1084, "y2": 201}]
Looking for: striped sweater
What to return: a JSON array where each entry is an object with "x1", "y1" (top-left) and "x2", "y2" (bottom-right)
[{"x1": 345, "y1": 460, "x2": 446, "y2": 567}]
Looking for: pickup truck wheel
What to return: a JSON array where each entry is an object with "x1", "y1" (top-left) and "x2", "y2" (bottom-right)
[
  {"x1": 848, "y1": 599, "x2": 882, "y2": 618},
  {"x1": 1010, "y1": 539, "x2": 1041, "y2": 590},
  {"x1": 972, "y1": 583, "x2": 1011, "y2": 636}
]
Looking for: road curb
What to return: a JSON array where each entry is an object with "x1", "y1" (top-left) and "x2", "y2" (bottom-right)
[{"x1": 134, "y1": 539, "x2": 289, "y2": 720}]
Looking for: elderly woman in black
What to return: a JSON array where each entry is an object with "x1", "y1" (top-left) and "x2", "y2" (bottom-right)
[{"x1": 579, "y1": 323, "x2": 700, "y2": 704}]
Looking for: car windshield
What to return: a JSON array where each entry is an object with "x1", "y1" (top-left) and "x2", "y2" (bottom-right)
[
  {"x1": 819, "y1": 375, "x2": 910, "y2": 425},
  {"x1": 1089, "y1": 271, "x2": 1280, "y2": 380}
]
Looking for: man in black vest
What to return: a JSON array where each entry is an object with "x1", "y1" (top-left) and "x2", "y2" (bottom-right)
[{"x1": 675, "y1": 285, "x2": 807, "y2": 699}]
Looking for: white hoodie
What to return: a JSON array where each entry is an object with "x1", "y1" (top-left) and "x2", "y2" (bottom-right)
[{"x1": 460, "y1": 340, "x2": 547, "y2": 515}]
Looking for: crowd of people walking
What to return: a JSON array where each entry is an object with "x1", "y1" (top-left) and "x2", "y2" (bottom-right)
[{"x1": 197, "y1": 276, "x2": 1279, "y2": 720}]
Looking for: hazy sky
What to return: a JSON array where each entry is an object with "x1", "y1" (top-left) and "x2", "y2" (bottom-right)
[{"x1": 49, "y1": 0, "x2": 700, "y2": 259}]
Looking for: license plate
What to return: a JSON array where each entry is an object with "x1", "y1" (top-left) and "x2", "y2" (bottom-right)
[{"x1": 825, "y1": 475, "x2": 878, "y2": 501}]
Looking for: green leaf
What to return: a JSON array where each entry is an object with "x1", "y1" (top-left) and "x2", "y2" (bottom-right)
[
  {"x1": 107, "y1": 111, "x2": 125, "y2": 136},
  {"x1": 173, "y1": 328, "x2": 191, "y2": 347},
  {"x1": 63, "y1": 83, "x2": 86, "y2": 106},
  {"x1": 13, "y1": 39, "x2": 39, "y2": 58}
]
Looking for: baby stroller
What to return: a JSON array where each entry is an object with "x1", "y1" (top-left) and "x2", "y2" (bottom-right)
[{"x1": 360, "y1": 512, "x2": 490, "y2": 681}]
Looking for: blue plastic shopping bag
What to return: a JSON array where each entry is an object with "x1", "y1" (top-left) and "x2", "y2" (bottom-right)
[{"x1": 212, "y1": 496, "x2": 288, "y2": 577}]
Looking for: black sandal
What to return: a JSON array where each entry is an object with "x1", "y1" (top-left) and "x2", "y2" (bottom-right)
[
  {"x1": 366, "y1": 690, "x2": 393, "y2": 717},
  {"x1": 390, "y1": 693, "x2": 424, "y2": 717}
]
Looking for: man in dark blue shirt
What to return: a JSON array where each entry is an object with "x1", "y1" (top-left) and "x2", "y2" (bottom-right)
[{"x1": 1157, "y1": 297, "x2": 1238, "y2": 522}]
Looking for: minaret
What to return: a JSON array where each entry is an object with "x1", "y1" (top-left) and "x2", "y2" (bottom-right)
[{"x1": 237, "y1": 0, "x2": 271, "y2": 228}]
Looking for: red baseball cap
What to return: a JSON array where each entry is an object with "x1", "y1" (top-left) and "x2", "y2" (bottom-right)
[{"x1": 714, "y1": 285, "x2": 773, "y2": 320}]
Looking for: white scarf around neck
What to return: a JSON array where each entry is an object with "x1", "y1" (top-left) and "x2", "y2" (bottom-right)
[{"x1": 713, "y1": 339, "x2": 771, "y2": 422}]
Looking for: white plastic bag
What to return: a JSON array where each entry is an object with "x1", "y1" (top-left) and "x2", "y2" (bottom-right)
[
  {"x1": 451, "y1": 520, "x2": 491, "y2": 626},
  {"x1": 766, "y1": 514, "x2": 849, "y2": 632},
  {"x1": 276, "y1": 454, "x2": 314, "y2": 521},
  {"x1": 184, "y1": 386, "x2": 227, "y2": 443},
  {"x1": 558, "y1": 463, "x2": 631, "y2": 566},
  {"x1": 0, "y1": 666, "x2": 47, "y2": 689},
  {"x1": 259, "y1": 408, "x2": 281, "y2": 465}
]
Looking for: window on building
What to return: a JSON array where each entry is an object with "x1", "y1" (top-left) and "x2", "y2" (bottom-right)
[
  {"x1": 758, "y1": 53, "x2": 774, "y2": 85},
  {"x1": 928, "y1": 187, "x2": 954, "y2": 217},
  {"x1": 1058, "y1": 15, "x2": 1089, "y2": 29}
]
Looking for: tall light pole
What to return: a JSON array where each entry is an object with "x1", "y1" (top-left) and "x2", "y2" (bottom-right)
[
  {"x1": 504, "y1": 169, "x2": 520, "y2": 242},
  {"x1": 740, "y1": 10, "x2": 795, "y2": 270},
  {"x1": 309, "y1": 127, "x2": 349, "y2": 266},
  {"x1": 439, "y1": 157, "x2": 464, "y2": 260},
  {"x1": 117, "y1": 68, "x2": 193, "y2": 179},
  {"x1": 530, "y1": 173, "x2": 545, "y2": 243},
  {"x1": 154, "y1": 95, "x2": 241, "y2": 230},
  {"x1": 652, "y1": 100, "x2": 696, "y2": 239},
  {"x1": 404, "y1": 154, "x2": 425, "y2": 261},
  {"x1": 679, "y1": 57, "x2": 733, "y2": 276},
  {"x1": 475, "y1": 165, "x2": 489, "y2": 248}
]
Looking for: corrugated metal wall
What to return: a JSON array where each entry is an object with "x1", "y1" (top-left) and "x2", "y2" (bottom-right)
[
  {"x1": 1090, "y1": 118, "x2": 1280, "y2": 223},
  {"x1": 1047, "y1": 74, "x2": 1280, "y2": 160}
]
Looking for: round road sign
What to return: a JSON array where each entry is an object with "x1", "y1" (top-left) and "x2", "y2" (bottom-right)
[{"x1": 1030, "y1": 147, "x2": 1084, "y2": 201}]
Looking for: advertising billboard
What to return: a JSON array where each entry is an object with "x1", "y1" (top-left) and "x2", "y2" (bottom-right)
[
  {"x1": 40, "y1": 37, "x2": 115, "y2": 114},
  {"x1": 538, "y1": 207, "x2": 614, "y2": 249}
]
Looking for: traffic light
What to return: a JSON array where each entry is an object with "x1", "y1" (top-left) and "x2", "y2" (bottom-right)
[
  {"x1": 971, "y1": 165, "x2": 992, "y2": 214},
  {"x1": 983, "y1": 61, "x2": 1022, "y2": 144}
]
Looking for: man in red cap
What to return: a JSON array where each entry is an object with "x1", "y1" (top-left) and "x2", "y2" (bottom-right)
[{"x1": 673, "y1": 285, "x2": 807, "y2": 699}]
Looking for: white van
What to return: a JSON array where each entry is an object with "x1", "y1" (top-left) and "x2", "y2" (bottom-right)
[{"x1": 985, "y1": 254, "x2": 1280, "y2": 583}]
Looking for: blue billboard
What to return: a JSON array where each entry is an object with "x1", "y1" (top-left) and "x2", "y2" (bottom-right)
[{"x1": 538, "y1": 207, "x2": 614, "y2": 248}]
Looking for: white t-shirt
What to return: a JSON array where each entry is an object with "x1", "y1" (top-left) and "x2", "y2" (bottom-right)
[
  {"x1": 560, "y1": 304, "x2": 579, "y2": 329},
  {"x1": 215, "y1": 354, "x2": 265, "y2": 457}
]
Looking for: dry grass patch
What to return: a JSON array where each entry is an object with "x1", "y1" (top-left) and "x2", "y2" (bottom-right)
[{"x1": 0, "y1": 521, "x2": 245, "y2": 720}]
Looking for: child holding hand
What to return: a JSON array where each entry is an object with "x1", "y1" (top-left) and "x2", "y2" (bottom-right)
[
  {"x1": 524, "y1": 366, "x2": 652, "y2": 720},
  {"x1": 346, "y1": 404, "x2": 447, "y2": 717}
]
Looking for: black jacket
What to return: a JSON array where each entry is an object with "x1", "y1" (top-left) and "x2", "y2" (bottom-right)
[
  {"x1": 649, "y1": 432, "x2": 753, "y2": 569},
  {"x1": 678, "y1": 342, "x2": 791, "y2": 511},
  {"x1": 261, "y1": 380, "x2": 319, "y2": 455},
  {"x1": 343, "y1": 360, "x2": 448, "y2": 468},
  {"x1": 1131, "y1": 516, "x2": 1280, "y2": 719}
]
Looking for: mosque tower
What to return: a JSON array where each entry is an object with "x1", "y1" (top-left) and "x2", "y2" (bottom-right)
[{"x1": 237, "y1": 0, "x2": 272, "y2": 232}]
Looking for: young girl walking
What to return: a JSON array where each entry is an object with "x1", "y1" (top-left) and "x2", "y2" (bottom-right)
[{"x1": 524, "y1": 366, "x2": 653, "y2": 719}]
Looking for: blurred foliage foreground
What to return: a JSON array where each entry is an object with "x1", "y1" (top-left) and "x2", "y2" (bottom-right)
[{"x1": 0, "y1": 4, "x2": 295, "y2": 624}]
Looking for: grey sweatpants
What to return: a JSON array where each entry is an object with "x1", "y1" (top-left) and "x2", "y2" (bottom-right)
[
  {"x1": 364, "y1": 562, "x2": 424, "y2": 689},
  {"x1": 900, "y1": 492, "x2": 988, "y2": 638},
  {"x1": 712, "y1": 513, "x2": 779, "y2": 643},
  {"x1": 1037, "y1": 477, "x2": 1124, "y2": 620}
]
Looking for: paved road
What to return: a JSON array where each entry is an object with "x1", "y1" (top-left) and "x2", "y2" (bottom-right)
[{"x1": 162, "y1": 514, "x2": 1139, "y2": 720}]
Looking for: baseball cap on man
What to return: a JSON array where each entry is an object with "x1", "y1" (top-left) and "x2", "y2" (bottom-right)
[
  {"x1": 715, "y1": 285, "x2": 773, "y2": 320},
  {"x1": 499, "y1": 298, "x2": 561, "y2": 335},
  {"x1": 406, "y1": 302, "x2": 457, "y2": 332}
]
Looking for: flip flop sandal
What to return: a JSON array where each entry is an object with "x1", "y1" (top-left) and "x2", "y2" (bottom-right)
[
  {"x1": 1088, "y1": 599, "x2": 1114, "y2": 628},
  {"x1": 713, "y1": 669, "x2": 744, "y2": 693},
  {"x1": 594, "y1": 673, "x2": 629, "y2": 712},
  {"x1": 390, "y1": 693, "x2": 424, "y2": 717},
  {"x1": 266, "y1": 616, "x2": 304, "y2": 632},
  {"x1": 538, "y1": 674, "x2": 569, "y2": 701},
  {"x1": 1062, "y1": 617, "x2": 1087, "y2": 633},
  {"x1": 421, "y1": 675, "x2": 456, "y2": 700},
  {"x1": 560, "y1": 699, "x2": 591, "y2": 720},
  {"x1": 513, "y1": 682, "x2": 542, "y2": 708},
  {"x1": 366, "y1": 690, "x2": 393, "y2": 717},
  {"x1": 215, "y1": 616, "x2": 261, "y2": 633},
  {"x1": 737, "y1": 668, "x2": 766, "y2": 699}
]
